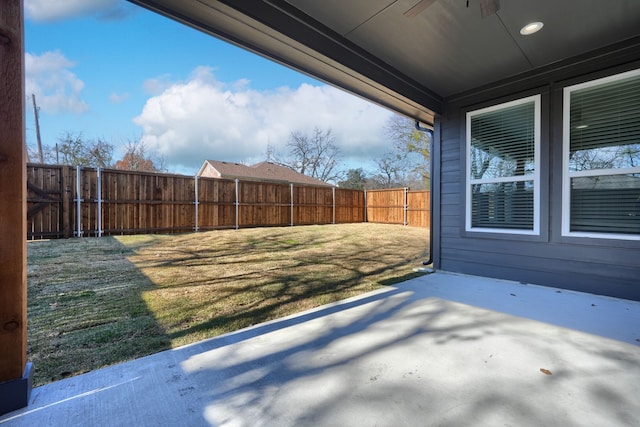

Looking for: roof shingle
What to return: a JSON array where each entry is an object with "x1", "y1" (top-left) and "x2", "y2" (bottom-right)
[{"x1": 198, "y1": 160, "x2": 332, "y2": 187}]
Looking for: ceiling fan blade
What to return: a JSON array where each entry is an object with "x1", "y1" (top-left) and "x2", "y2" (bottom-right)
[
  {"x1": 403, "y1": 0, "x2": 438, "y2": 18},
  {"x1": 479, "y1": 0, "x2": 500, "y2": 18}
]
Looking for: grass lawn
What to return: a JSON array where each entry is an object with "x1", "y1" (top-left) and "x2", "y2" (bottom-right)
[{"x1": 27, "y1": 223, "x2": 429, "y2": 386}]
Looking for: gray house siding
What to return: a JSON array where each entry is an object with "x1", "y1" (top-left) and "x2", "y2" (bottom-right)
[{"x1": 434, "y1": 42, "x2": 640, "y2": 301}]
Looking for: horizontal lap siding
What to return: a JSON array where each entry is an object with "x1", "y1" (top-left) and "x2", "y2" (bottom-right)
[
  {"x1": 437, "y1": 53, "x2": 640, "y2": 300},
  {"x1": 440, "y1": 121, "x2": 463, "y2": 244},
  {"x1": 439, "y1": 113, "x2": 640, "y2": 299}
]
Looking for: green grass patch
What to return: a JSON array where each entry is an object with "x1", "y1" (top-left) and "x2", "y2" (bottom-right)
[{"x1": 28, "y1": 223, "x2": 429, "y2": 386}]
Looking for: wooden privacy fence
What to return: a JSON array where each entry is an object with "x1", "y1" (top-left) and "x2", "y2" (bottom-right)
[
  {"x1": 365, "y1": 188, "x2": 430, "y2": 228},
  {"x1": 26, "y1": 164, "x2": 429, "y2": 239}
]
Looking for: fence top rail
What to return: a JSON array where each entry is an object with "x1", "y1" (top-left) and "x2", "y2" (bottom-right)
[
  {"x1": 234, "y1": 179, "x2": 294, "y2": 187},
  {"x1": 27, "y1": 162, "x2": 65, "y2": 170},
  {"x1": 27, "y1": 163, "x2": 430, "y2": 240},
  {"x1": 365, "y1": 187, "x2": 410, "y2": 192},
  {"x1": 98, "y1": 168, "x2": 196, "y2": 179}
]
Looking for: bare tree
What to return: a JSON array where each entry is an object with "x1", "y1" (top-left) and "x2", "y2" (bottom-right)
[
  {"x1": 27, "y1": 143, "x2": 57, "y2": 164},
  {"x1": 569, "y1": 143, "x2": 640, "y2": 171},
  {"x1": 285, "y1": 127, "x2": 343, "y2": 183},
  {"x1": 57, "y1": 132, "x2": 114, "y2": 167},
  {"x1": 372, "y1": 152, "x2": 407, "y2": 188},
  {"x1": 264, "y1": 142, "x2": 287, "y2": 167},
  {"x1": 384, "y1": 115, "x2": 431, "y2": 188},
  {"x1": 114, "y1": 139, "x2": 163, "y2": 172}
]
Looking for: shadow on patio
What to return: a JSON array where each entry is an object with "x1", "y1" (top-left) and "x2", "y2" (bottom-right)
[{"x1": 2, "y1": 272, "x2": 639, "y2": 426}]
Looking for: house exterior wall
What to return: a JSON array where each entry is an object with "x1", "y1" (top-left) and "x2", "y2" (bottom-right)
[
  {"x1": 199, "y1": 163, "x2": 222, "y2": 178},
  {"x1": 434, "y1": 42, "x2": 640, "y2": 301}
]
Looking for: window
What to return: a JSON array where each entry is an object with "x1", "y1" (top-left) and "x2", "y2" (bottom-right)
[
  {"x1": 562, "y1": 69, "x2": 640, "y2": 239},
  {"x1": 466, "y1": 95, "x2": 540, "y2": 234}
]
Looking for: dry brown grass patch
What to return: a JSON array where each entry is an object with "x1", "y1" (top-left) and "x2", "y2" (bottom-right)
[{"x1": 28, "y1": 223, "x2": 429, "y2": 385}]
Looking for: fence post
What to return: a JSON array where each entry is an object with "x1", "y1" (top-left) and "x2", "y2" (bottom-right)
[
  {"x1": 403, "y1": 187, "x2": 408, "y2": 226},
  {"x1": 75, "y1": 166, "x2": 82, "y2": 237},
  {"x1": 290, "y1": 183, "x2": 294, "y2": 226},
  {"x1": 332, "y1": 187, "x2": 335, "y2": 224},
  {"x1": 61, "y1": 165, "x2": 71, "y2": 238},
  {"x1": 235, "y1": 178, "x2": 239, "y2": 230},
  {"x1": 194, "y1": 175, "x2": 199, "y2": 232},
  {"x1": 97, "y1": 167, "x2": 102, "y2": 237},
  {"x1": 0, "y1": 1, "x2": 31, "y2": 409},
  {"x1": 364, "y1": 189, "x2": 367, "y2": 223}
]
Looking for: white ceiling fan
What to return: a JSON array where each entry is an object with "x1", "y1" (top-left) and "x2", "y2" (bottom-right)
[{"x1": 404, "y1": 0, "x2": 500, "y2": 18}]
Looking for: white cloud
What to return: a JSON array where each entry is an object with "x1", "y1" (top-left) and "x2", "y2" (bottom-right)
[
  {"x1": 25, "y1": 51, "x2": 89, "y2": 114},
  {"x1": 109, "y1": 92, "x2": 130, "y2": 104},
  {"x1": 24, "y1": 0, "x2": 133, "y2": 22},
  {"x1": 134, "y1": 67, "x2": 394, "y2": 173}
]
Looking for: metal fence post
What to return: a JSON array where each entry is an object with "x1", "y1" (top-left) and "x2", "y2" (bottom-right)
[
  {"x1": 97, "y1": 167, "x2": 102, "y2": 237},
  {"x1": 332, "y1": 187, "x2": 336, "y2": 224},
  {"x1": 290, "y1": 183, "x2": 294, "y2": 226},
  {"x1": 403, "y1": 187, "x2": 408, "y2": 226},
  {"x1": 75, "y1": 166, "x2": 82, "y2": 237},
  {"x1": 194, "y1": 175, "x2": 199, "y2": 232},
  {"x1": 235, "y1": 179, "x2": 239, "y2": 230}
]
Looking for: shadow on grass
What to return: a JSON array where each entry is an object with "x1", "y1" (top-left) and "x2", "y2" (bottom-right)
[
  {"x1": 26, "y1": 237, "x2": 172, "y2": 386},
  {"x1": 164, "y1": 267, "x2": 428, "y2": 343},
  {"x1": 15, "y1": 269, "x2": 640, "y2": 427},
  {"x1": 28, "y1": 224, "x2": 429, "y2": 386},
  {"x1": 117, "y1": 225, "x2": 430, "y2": 346}
]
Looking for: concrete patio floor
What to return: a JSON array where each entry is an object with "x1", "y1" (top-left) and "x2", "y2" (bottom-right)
[{"x1": 2, "y1": 271, "x2": 639, "y2": 426}]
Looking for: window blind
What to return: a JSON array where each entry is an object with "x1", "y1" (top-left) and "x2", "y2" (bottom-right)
[
  {"x1": 467, "y1": 97, "x2": 538, "y2": 232},
  {"x1": 566, "y1": 71, "x2": 640, "y2": 236}
]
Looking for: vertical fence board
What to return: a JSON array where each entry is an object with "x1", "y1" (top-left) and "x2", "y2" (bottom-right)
[
  {"x1": 407, "y1": 190, "x2": 431, "y2": 228},
  {"x1": 198, "y1": 177, "x2": 236, "y2": 230},
  {"x1": 366, "y1": 188, "x2": 405, "y2": 225},
  {"x1": 27, "y1": 164, "x2": 65, "y2": 239},
  {"x1": 293, "y1": 185, "x2": 333, "y2": 225},
  {"x1": 25, "y1": 164, "x2": 430, "y2": 238},
  {"x1": 334, "y1": 188, "x2": 365, "y2": 223},
  {"x1": 365, "y1": 188, "x2": 430, "y2": 227}
]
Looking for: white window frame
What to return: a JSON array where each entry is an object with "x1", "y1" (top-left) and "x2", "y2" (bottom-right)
[
  {"x1": 465, "y1": 95, "x2": 541, "y2": 235},
  {"x1": 562, "y1": 68, "x2": 640, "y2": 241}
]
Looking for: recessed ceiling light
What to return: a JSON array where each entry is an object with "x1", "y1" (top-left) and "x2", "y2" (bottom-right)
[
  {"x1": 575, "y1": 124, "x2": 589, "y2": 129},
  {"x1": 520, "y1": 21, "x2": 544, "y2": 36}
]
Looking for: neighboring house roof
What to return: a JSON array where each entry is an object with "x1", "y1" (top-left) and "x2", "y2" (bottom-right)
[{"x1": 197, "y1": 160, "x2": 333, "y2": 187}]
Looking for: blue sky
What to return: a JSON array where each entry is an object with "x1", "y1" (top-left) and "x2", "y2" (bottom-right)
[{"x1": 24, "y1": 0, "x2": 395, "y2": 175}]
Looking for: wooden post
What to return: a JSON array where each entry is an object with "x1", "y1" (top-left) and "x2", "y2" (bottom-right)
[{"x1": 0, "y1": 0, "x2": 32, "y2": 415}]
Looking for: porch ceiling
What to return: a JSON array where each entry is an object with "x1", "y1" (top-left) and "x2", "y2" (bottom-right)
[{"x1": 128, "y1": 0, "x2": 640, "y2": 125}]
